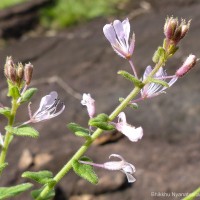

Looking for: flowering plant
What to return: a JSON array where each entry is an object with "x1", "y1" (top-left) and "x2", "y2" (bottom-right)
[{"x1": 0, "y1": 16, "x2": 198, "y2": 200}]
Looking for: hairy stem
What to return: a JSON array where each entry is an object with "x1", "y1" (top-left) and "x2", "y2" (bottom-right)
[
  {"x1": 183, "y1": 187, "x2": 200, "y2": 200},
  {"x1": 36, "y1": 58, "x2": 165, "y2": 200},
  {"x1": 0, "y1": 99, "x2": 19, "y2": 174}
]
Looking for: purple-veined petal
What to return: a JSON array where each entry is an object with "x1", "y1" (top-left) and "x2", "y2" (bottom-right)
[
  {"x1": 103, "y1": 24, "x2": 117, "y2": 45},
  {"x1": 122, "y1": 18, "x2": 130, "y2": 45},
  {"x1": 36, "y1": 91, "x2": 58, "y2": 115},
  {"x1": 113, "y1": 20, "x2": 125, "y2": 40}
]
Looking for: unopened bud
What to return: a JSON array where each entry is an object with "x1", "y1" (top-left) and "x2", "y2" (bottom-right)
[
  {"x1": 16, "y1": 63, "x2": 24, "y2": 80},
  {"x1": 180, "y1": 20, "x2": 191, "y2": 40},
  {"x1": 176, "y1": 54, "x2": 197, "y2": 77},
  {"x1": 4, "y1": 56, "x2": 17, "y2": 83},
  {"x1": 164, "y1": 17, "x2": 178, "y2": 40},
  {"x1": 24, "y1": 63, "x2": 33, "y2": 85},
  {"x1": 164, "y1": 17, "x2": 191, "y2": 45}
]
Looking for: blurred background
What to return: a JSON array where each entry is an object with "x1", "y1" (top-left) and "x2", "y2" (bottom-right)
[{"x1": 0, "y1": 0, "x2": 200, "y2": 199}]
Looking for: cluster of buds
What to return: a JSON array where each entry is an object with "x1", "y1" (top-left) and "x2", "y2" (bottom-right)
[
  {"x1": 164, "y1": 17, "x2": 191, "y2": 45},
  {"x1": 4, "y1": 56, "x2": 33, "y2": 87}
]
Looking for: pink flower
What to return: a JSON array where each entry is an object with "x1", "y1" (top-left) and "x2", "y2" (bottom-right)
[
  {"x1": 79, "y1": 154, "x2": 136, "y2": 183},
  {"x1": 81, "y1": 93, "x2": 95, "y2": 118},
  {"x1": 103, "y1": 18, "x2": 135, "y2": 59},
  {"x1": 25, "y1": 91, "x2": 65, "y2": 123},
  {"x1": 115, "y1": 112, "x2": 143, "y2": 142},
  {"x1": 141, "y1": 66, "x2": 178, "y2": 98},
  {"x1": 176, "y1": 54, "x2": 197, "y2": 77}
]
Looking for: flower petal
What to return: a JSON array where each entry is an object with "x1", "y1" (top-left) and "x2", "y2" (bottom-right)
[
  {"x1": 113, "y1": 20, "x2": 125, "y2": 40},
  {"x1": 122, "y1": 18, "x2": 130, "y2": 44},
  {"x1": 117, "y1": 112, "x2": 127, "y2": 124},
  {"x1": 123, "y1": 171, "x2": 136, "y2": 183},
  {"x1": 103, "y1": 24, "x2": 117, "y2": 45}
]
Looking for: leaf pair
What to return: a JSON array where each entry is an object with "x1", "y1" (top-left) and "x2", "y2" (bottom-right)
[
  {"x1": 22, "y1": 171, "x2": 55, "y2": 200},
  {"x1": 89, "y1": 113, "x2": 114, "y2": 130}
]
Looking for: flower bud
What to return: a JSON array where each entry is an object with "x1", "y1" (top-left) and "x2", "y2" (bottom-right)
[
  {"x1": 176, "y1": 54, "x2": 197, "y2": 77},
  {"x1": 24, "y1": 63, "x2": 33, "y2": 85},
  {"x1": 164, "y1": 17, "x2": 191, "y2": 45},
  {"x1": 180, "y1": 20, "x2": 191, "y2": 40},
  {"x1": 16, "y1": 63, "x2": 24, "y2": 81},
  {"x1": 4, "y1": 56, "x2": 17, "y2": 83},
  {"x1": 164, "y1": 17, "x2": 178, "y2": 40}
]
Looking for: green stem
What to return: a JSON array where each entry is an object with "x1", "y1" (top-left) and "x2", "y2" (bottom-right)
[
  {"x1": 183, "y1": 187, "x2": 200, "y2": 200},
  {"x1": 36, "y1": 59, "x2": 165, "y2": 200},
  {"x1": 0, "y1": 99, "x2": 19, "y2": 172}
]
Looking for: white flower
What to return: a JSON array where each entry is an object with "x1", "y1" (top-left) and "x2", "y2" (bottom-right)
[
  {"x1": 103, "y1": 18, "x2": 135, "y2": 59},
  {"x1": 79, "y1": 154, "x2": 136, "y2": 183},
  {"x1": 104, "y1": 154, "x2": 136, "y2": 183},
  {"x1": 141, "y1": 66, "x2": 178, "y2": 98},
  {"x1": 27, "y1": 91, "x2": 65, "y2": 123},
  {"x1": 81, "y1": 93, "x2": 95, "y2": 118},
  {"x1": 115, "y1": 112, "x2": 143, "y2": 142}
]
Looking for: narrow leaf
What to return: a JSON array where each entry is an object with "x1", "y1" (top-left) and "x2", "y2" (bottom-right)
[
  {"x1": 22, "y1": 171, "x2": 54, "y2": 185},
  {"x1": 67, "y1": 123, "x2": 90, "y2": 138},
  {"x1": 0, "y1": 183, "x2": 33, "y2": 199},
  {"x1": 72, "y1": 157, "x2": 98, "y2": 184},
  {"x1": 5, "y1": 125, "x2": 39, "y2": 138},
  {"x1": 118, "y1": 70, "x2": 144, "y2": 87},
  {"x1": 20, "y1": 88, "x2": 37, "y2": 103},
  {"x1": 148, "y1": 78, "x2": 169, "y2": 88},
  {"x1": 0, "y1": 107, "x2": 11, "y2": 118},
  {"x1": 0, "y1": 163, "x2": 8, "y2": 173},
  {"x1": 31, "y1": 188, "x2": 55, "y2": 200}
]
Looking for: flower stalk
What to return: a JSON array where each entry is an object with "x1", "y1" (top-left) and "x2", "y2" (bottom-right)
[
  {"x1": 0, "y1": 98, "x2": 19, "y2": 172},
  {"x1": 36, "y1": 54, "x2": 167, "y2": 200}
]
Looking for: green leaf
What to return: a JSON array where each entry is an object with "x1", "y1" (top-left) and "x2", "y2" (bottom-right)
[
  {"x1": 152, "y1": 46, "x2": 166, "y2": 63},
  {"x1": 20, "y1": 88, "x2": 37, "y2": 104},
  {"x1": 7, "y1": 80, "x2": 20, "y2": 99},
  {"x1": 89, "y1": 114, "x2": 114, "y2": 130},
  {"x1": 31, "y1": 188, "x2": 55, "y2": 200},
  {"x1": 67, "y1": 123, "x2": 91, "y2": 139},
  {"x1": 72, "y1": 157, "x2": 98, "y2": 184},
  {"x1": 0, "y1": 183, "x2": 33, "y2": 199},
  {"x1": 22, "y1": 171, "x2": 54, "y2": 185},
  {"x1": 0, "y1": 163, "x2": 8, "y2": 173},
  {"x1": 148, "y1": 78, "x2": 169, "y2": 88},
  {"x1": 118, "y1": 70, "x2": 144, "y2": 87},
  {"x1": 119, "y1": 98, "x2": 139, "y2": 109},
  {"x1": 5, "y1": 125, "x2": 39, "y2": 138},
  {"x1": 0, "y1": 107, "x2": 11, "y2": 118}
]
